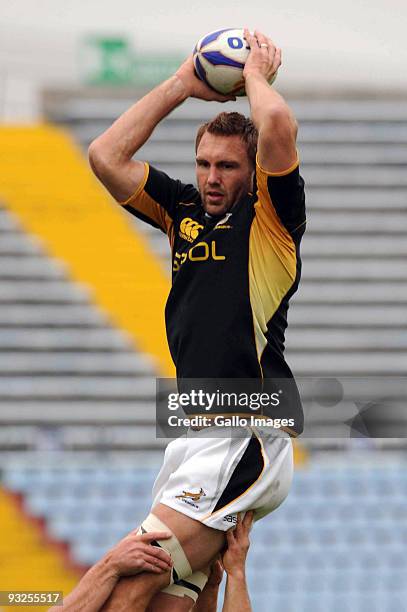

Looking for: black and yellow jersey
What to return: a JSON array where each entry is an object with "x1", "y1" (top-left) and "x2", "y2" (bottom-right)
[{"x1": 120, "y1": 157, "x2": 306, "y2": 435}]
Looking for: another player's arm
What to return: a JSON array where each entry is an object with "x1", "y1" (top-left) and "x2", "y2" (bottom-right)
[
  {"x1": 222, "y1": 512, "x2": 254, "y2": 612},
  {"x1": 192, "y1": 559, "x2": 224, "y2": 612},
  {"x1": 88, "y1": 57, "x2": 234, "y2": 203},
  {"x1": 243, "y1": 28, "x2": 298, "y2": 173},
  {"x1": 48, "y1": 531, "x2": 172, "y2": 612}
]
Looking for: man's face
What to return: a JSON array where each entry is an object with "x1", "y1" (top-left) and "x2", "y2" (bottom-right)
[{"x1": 196, "y1": 132, "x2": 254, "y2": 217}]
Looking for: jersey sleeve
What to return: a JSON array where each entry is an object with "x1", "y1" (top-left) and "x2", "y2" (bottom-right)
[
  {"x1": 119, "y1": 163, "x2": 200, "y2": 237},
  {"x1": 254, "y1": 154, "x2": 306, "y2": 243}
]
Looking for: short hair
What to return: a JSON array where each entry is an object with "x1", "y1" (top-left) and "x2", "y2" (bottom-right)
[{"x1": 195, "y1": 112, "x2": 258, "y2": 168}]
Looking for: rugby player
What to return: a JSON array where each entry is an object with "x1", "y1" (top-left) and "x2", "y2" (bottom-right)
[{"x1": 89, "y1": 28, "x2": 305, "y2": 611}]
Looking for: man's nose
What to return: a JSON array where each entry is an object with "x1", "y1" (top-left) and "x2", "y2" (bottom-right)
[{"x1": 207, "y1": 166, "x2": 221, "y2": 185}]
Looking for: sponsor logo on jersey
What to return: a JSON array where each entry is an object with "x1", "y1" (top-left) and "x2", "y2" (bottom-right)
[
  {"x1": 215, "y1": 224, "x2": 232, "y2": 230},
  {"x1": 173, "y1": 241, "x2": 226, "y2": 272},
  {"x1": 179, "y1": 218, "x2": 204, "y2": 242},
  {"x1": 175, "y1": 487, "x2": 206, "y2": 510},
  {"x1": 223, "y1": 514, "x2": 238, "y2": 525},
  {"x1": 176, "y1": 487, "x2": 206, "y2": 502}
]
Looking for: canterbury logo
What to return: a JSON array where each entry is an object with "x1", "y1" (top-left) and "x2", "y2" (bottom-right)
[
  {"x1": 176, "y1": 487, "x2": 206, "y2": 502},
  {"x1": 179, "y1": 218, "x2": 203, "y2": 243}
]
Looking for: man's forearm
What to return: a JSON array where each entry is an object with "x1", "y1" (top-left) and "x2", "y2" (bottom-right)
[
  {"x1": 222, "y1": 571, "x2": 251, "y2": 612},
  {"x1": 89, "y1": 75, "x2": 188, "y2": 165},
  {"x1": 245, "y1": 73, "x2": 295, "y2": 130},
  {"x1": 49, "y1": 554, "x2": 118, "y2": 612},
  {"x1": 193, "y1": 584, "x2": 219, "y2": 612}
]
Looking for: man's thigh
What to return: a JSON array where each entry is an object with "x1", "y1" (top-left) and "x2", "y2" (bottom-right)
[
  {"x1": 146, "y1": 591, "x2": 195, "y2": 612},
  {"x1": 152, "y1": 503, "x2": 225, "y2": 571},
  {"x1": 146, "y1": 558, "x2": 214, "y2": 612},
  {"x1": 100, "y1": 505, "x2": 224, "y2": 611}
]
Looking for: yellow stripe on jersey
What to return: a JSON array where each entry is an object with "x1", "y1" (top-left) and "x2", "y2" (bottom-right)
[
  {"x1": 120, "y1": 162, "x2": 174, "y2": 239},
  {"x1": 249, "y1": 159, "x2": 298, "y2": 363},
  {"x1": 256, "y1": 152, "x2": 300, "y2": 177},
  {"x1": 120, "y1": 161, "x2": 150, "y2": 203}
]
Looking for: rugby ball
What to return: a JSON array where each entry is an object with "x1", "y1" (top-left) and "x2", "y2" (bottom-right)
[{"x1": 193, "y1": 28, "x2": 277, "y2": 96}]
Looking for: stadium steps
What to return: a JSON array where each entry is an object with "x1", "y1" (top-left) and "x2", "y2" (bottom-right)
[
  {"x1": 0, "y1": 126, "x2": 172, "y2": 375},
  {"x1": 0, "y1": 204, "x2": 165, "y2": 448},
  {"x1": 0, "y1": 487, "x2": 80, "y2": 610},
  {"x1": 0, "y1": 123, "x2": 181, "y2": 450}
]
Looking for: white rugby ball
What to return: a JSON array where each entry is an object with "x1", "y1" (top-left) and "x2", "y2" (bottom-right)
[{"x1": 193, "y1": 28, "x2": 277, "y2": 96}]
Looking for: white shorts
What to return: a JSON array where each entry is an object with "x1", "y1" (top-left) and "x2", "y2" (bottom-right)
[{"x1": 151, "y1": 424, "x2": 293, "y2": 531}]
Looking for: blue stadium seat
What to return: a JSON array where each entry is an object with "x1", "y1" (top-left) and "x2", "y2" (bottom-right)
[
  {"x1": 2, "y1": 468, "x2": 34, "y2": 492},
  {"x1": 72, "y1": 541, "x2": 108, "y2": 566}
]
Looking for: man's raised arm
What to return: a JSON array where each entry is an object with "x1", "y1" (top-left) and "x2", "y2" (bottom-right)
[
  {"x1": 243, "y1": 28, "x2": 298, "y2": 174},
  {"x1": 222, "y1": 512, "x2": 254, "y2": 612},
  {"x1": 88, "y1": 57, "x2": 234, "y2": 203}
]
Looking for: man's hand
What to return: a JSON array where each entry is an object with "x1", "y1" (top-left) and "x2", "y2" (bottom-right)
[
  {"x1": 191, "y1": 558, "x2": 224, "y2": 612},
  {"x1": 175, "y1": 55, "x2": 236, "y2": 103},
  {"x1": 243, "y1": 29, "x2": 281, "y2": 84},
  {"x1": 207, "y1": 558, "x2": 224, "y2": 588},
  {"x1": 106, "y1": 530, "x2": 173, "y2": 577},
  {"x1": 49, "y1": 531, "x2": 173, "y2": 612},
  {"x1": 222, "y1": 511, "x2": 254, "y2": 577}
]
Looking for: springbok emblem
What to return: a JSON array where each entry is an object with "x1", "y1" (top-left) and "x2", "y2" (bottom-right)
[{"x1": 176, "y1": 487, "x2": 206, "y2": 502}]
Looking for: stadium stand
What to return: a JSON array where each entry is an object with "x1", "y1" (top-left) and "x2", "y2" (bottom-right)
[
  {"x1": 0, "y1": 126, "x2": 173, "y2": 376},
  {"x1": 0, "y1": 487, "x2": 79, "y2": 608},
  {"x1": 1, "y1": 93, "x2": 406, "y2": 611},
  {"x1": 0, "y1": 202, "x2": 164, "y2": 450}
]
